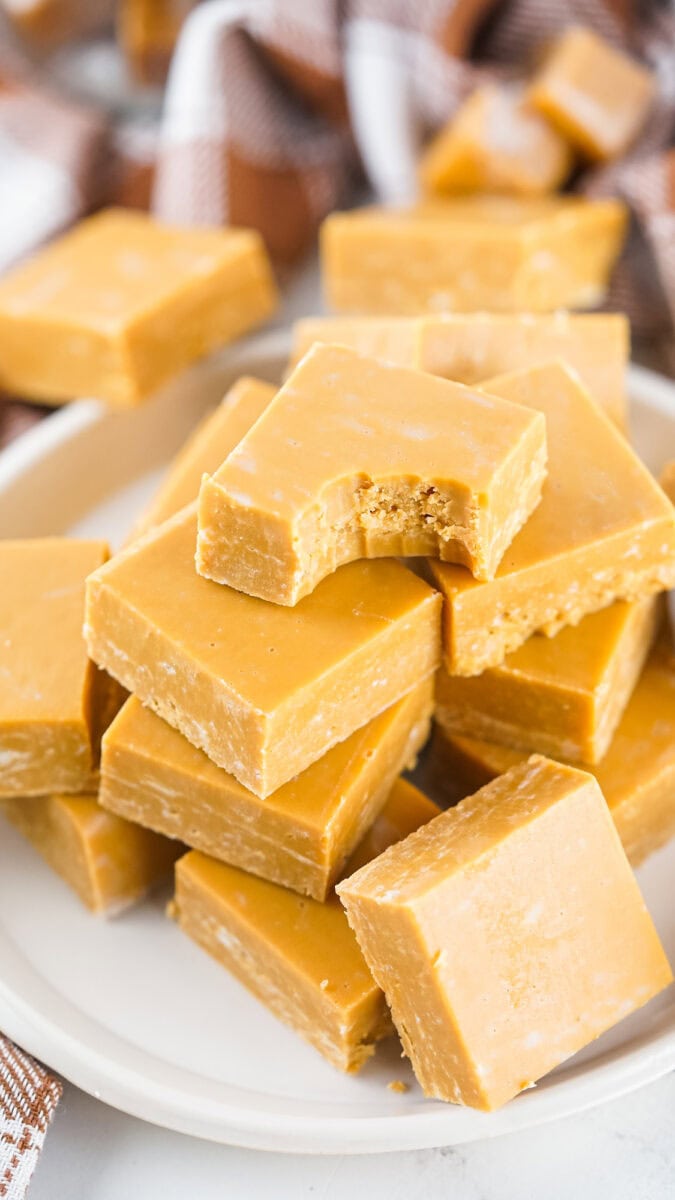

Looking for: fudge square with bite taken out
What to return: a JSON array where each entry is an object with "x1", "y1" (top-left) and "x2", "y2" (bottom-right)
[{"x1": 197, "y1": 342, "x2": 548, "y2": 604}]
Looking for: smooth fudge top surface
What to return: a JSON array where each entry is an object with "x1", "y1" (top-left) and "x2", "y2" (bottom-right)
[
  {"x1": 339, "y1": 755, "x2": 603, "y2": 903},
  {"x1": 431, "y1": 360, "x2": 675, "y2": 589},
  {"x1": 0, "y1": 208, "x2": 268, "y2": 332},
  {"x1": 207, "y1": 342, "x2": 547, "y2": 506},
  {"x1": 87, "y1": 505, "x2": 439, "y2": 712},
  {"x1": 0, "y1": 538, "x2": 108, "y2": 722},
  {"x1": 338, "y1": 754, "x2": 672, "y2": 1110}
]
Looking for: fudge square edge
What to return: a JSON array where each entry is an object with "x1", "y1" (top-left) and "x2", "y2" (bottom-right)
[
  {"x1": 0, "y1": 791, "x2": 180, "y2": 915},
  {"x1": 84, "y1": 504, "x2": 441, "y2": 799}
]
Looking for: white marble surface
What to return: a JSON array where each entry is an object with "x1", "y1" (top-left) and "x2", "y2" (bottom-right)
[{"x1": 30, "y1": 1073, "x2": 675, "y2": 1199}]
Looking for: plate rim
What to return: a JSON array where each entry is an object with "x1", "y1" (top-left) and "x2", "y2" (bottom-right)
[
  {"x1": 1, "y1": 931, "x2": 673, "y2": 1154},
  {"x1": 1, "y1": 345, "x2": 674, "y2": 1154}
]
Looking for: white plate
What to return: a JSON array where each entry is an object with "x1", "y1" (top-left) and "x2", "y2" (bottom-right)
[{"x1": 1, "y1": 332, "x2": 675, "y2": 1155}]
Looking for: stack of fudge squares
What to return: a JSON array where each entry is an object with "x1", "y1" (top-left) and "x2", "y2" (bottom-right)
[
  {"x1": 4, "y1": 305, "x2": 675, "y2": 1109},
  {"x1": 76, "y1": 318, "x2": 674, "y2": 1111},
  {"x1": 0, "y1": 208, "x2": 279, "y2": 913},
  {"x1": 2, "y1": 191, "x2": 675, "y2": 1110}
]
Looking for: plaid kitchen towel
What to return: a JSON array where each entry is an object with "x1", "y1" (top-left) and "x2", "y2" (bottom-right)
[
  {"x1": 0, "y1": 402, "x2": 45, "y2": 450},
  {"x1": 0, "y1": 1, "x2": 673, "y2": 320},
  {"x1": 0, "y1": 1038, "x2": 61, "y2": 1198}
]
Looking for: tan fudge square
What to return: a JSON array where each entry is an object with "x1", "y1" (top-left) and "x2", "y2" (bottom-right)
[
  {"x1": 338, "y1": 755, "x2": 672, "y2": 1110},
  {"x1": 420, "y1": 83, "x2": 572, "y2": 197},
  {"x1": 85, "y1": 506, "x2": 441, "y2": 798},
  {"x1": 416, "y1": 312, "x2": 629, "y2": 428},
  {"x1": 197, "y1": 343, "x2": 548, "y2": 602},
  {"x1": 289, "y1": 312, "x2": 629, "y2": 428},
  {"x1": 100, "y1": 679, "x2": 432, "y2": 900},
  {"x1": 435, "y1": 595, "x2": 660, "y2": 765},
  {"x1": 434, "y1": 642, "x2": 675, "y2": 869},
  {"x1": 0, "y1": 209, "x2": 278, "y2": 406},
  {"x1": 320, "y1": 197, "x2": 627, "y2": 315},
  {"x1": 529, "y1": 26, "x2": 655, "y2": 161}
]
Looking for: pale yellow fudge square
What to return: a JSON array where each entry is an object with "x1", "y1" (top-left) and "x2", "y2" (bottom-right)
[
  {"x1": 529, "y1": 26, "x2": 655, "y2": 161},
  {"x1": 0, "y1": 209, "x2": 278, "y2": 406},
  {"x1": 197, "y1": 343, "x2": 548, "y2": 602},
  {"x1": 338, "y1": 756, "x2": 672, "y2": 1110},
  {"x1": 321, "y1": 197, "x2": 627, "y2": 315},
  {"x1": 85, "y1": 506, "x2": 441, "y2": 798}
]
